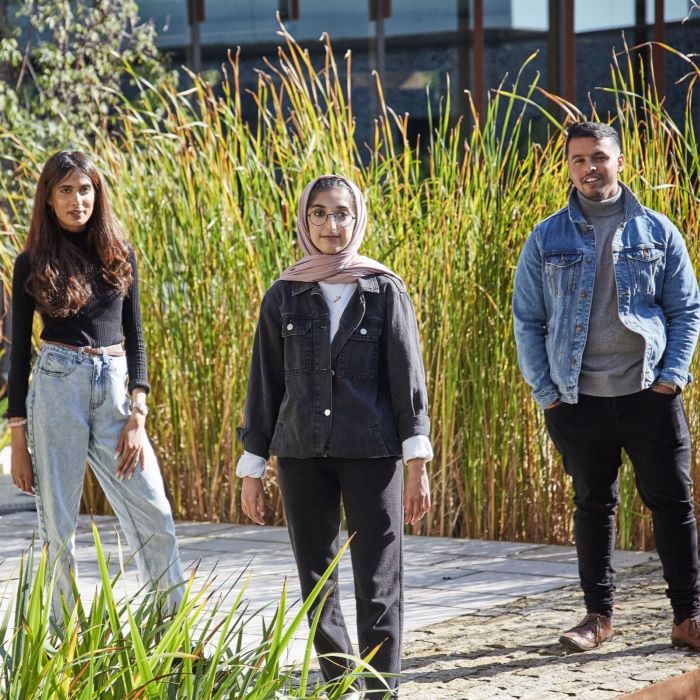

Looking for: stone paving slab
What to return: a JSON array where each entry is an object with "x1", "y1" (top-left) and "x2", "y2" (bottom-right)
[
  {"x1": 0, "y1": 473, "x2": 35, "y2": 514},
  {"x1": 0, "y1": 446, "x2": 10, "y2": 475},
  {"x1": 423, "y1": 570, "x2": 571, "y2": 596}
]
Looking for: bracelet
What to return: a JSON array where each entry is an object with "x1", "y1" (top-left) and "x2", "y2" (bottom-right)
[
  {"x1": 8, "y1": 419, "x2": 28, "y2": 428},
  {"x1": 130, "y1": 403, "x2": 148, "y2": 417}
]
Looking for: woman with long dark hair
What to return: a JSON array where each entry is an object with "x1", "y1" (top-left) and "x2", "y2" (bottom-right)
[
  {"x1": 8, "y1": 150, "x2": 182, "y2": 619},
  {"x1": 237, "y1": 174, "x2": 432, "y2": 697}
]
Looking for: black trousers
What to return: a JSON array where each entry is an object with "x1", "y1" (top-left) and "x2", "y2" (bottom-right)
[
  {"x1": 545, "y1": 390, "x2": 700, "y2": 622},
  {"x1": 278, "y1": 456, "x2": 403, "y2": 695}
]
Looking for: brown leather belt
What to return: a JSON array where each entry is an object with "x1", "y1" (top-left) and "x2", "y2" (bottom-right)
[{"x1": 44, "y1": 341, "x2": 126, "y2": 357}]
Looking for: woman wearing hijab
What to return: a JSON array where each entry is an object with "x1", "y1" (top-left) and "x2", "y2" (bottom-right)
[{"x1": 236, "y1": 174, "x2": 432, "y2": 696}]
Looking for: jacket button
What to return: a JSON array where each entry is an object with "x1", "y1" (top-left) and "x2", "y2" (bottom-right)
[
  {"x1": 324, "y1": 409, "x2": 331, "y2": 416},
  {"x1": 286, "y1": 323, "x2": 293, "y2": 330},
  {"x1": 360, "y1": 328, "x2": 367, "y2": 335}
]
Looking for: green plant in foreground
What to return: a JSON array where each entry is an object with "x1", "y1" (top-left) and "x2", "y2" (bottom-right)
[{"x1": 0, "y1": 525, "x2": 385, "y2": 699}]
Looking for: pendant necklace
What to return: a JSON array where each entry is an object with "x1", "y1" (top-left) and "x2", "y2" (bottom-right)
[{"x1": 322, "y1": 283, "x2": 353, "y2": 305}]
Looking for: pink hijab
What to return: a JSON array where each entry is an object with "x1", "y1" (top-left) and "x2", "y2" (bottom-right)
[{"x1": 278, "y1": 174, "x2": 402, "y2": 284}]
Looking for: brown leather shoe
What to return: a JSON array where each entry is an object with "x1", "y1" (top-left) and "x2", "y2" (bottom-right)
[
  {"x1": 559, "y1": 613, "x2": 614, "y2": 651},
  {"x1": 672, "y1": 616, "x2": 700, "y2": 650}
]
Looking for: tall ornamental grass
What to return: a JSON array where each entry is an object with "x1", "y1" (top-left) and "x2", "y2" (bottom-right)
[
  {"x1": 0, "y1": 26, "x2": 698, "y2": 549},
  {"x1": 0, "y1": 526, "x2": 380, "y2": 698}
]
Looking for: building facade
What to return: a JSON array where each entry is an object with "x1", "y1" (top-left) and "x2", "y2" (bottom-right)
[{"x1": 136, "y1": 1, "x2": 699, "y2": 144}]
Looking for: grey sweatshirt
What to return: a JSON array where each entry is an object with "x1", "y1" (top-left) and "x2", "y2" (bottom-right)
[{"x1": 577, "y1": 188, "x2": 646, "y2": 397}]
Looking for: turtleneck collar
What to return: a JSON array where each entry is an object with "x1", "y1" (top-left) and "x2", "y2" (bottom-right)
[
  {"x1": 60, "y1": 226, "x2": 91, "y2": 251},
  {"x1": 576, "y1": 186, "x2": 625, "y2": 220}
]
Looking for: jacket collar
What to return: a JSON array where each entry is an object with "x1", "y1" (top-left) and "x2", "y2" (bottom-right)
[
  {"x1": 567, "y1": 182, "x2": 645, "y2": 226},
  {"x1": 290, "y1": 275, "x2": 380, "y2": 296}
]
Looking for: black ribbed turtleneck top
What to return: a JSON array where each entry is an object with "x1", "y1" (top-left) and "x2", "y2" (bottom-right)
[{"x1": 7, "y1": 228, "x2": 150, "y2": 417}]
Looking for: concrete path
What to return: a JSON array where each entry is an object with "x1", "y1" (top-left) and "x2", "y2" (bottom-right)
[
  {"x1": 0, "y1": 500, "x2": 665, "y2": 695},
  {"x1": 0, "y1": 470, "x2": 35, "y2": 514},
  {"x1": 3, "y1": 473, "x2": 697, "y2": 697}
]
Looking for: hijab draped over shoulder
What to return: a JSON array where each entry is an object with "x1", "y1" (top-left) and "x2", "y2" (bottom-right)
[{"x1": 278, "y1": 174, "x2": 403, "y2": 284}]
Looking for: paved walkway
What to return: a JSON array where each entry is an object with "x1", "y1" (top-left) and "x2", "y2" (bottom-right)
[
  {"x1": 2, "y1": 474, "x2": 699, "y2": 696},
  {"x1": 0, "y1": 469, "x2": 35, "y2": 514}
]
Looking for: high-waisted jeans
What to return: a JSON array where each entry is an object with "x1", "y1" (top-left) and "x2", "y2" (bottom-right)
[
  {"x1": 26, "y1": 343, "x2": 183, "y2": 619},
  {"x1": 545, "y1": 389, "x2": 700, "y2": 623}
]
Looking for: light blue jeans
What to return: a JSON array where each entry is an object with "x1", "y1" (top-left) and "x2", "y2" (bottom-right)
[{"x1": 26, "y1": 343, "x2": 183, "y2": 619}]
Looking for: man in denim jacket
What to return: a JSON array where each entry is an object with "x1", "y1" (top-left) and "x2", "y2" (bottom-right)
[{"x1": 513, "y1": 121, "x2": 700, "y2": 652}]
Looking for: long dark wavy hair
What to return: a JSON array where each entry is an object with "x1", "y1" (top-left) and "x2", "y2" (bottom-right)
[{"x1": 25, "y1": 151, "x2": 133, "y2": 317}]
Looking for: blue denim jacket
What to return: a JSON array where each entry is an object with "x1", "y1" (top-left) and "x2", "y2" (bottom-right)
[{"x1": 513, "y1": 184, "x2": 700, "y2": 409}]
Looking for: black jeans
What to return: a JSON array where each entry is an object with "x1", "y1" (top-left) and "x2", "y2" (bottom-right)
[
  {"x1": 278, "y1": 456, "x2": 403, "y2": 696},
  {"x1": 545, "y1": 390, "x2": 700, "y2": 623}
]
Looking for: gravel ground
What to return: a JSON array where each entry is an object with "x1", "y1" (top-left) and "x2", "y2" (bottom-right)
[{"x1": 400, "y1": 562, "x2": 700, "y2": 699}]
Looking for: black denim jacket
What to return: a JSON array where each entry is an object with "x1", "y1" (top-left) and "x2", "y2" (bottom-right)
[{"x1": 237, "y1": 274, "x2": 431, "y2": 460}]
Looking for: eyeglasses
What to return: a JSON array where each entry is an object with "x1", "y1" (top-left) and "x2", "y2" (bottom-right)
[{"x1": 307, "y1": 210, "x2": 356, "y2": 228}]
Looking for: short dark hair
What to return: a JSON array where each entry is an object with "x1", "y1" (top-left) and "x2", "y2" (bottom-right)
[{"x1": 565, "y1": 121, "x2": 621, "y2": 155}]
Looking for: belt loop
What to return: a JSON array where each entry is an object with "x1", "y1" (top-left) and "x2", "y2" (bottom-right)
[{"x1": 101, "y1": 346, "x2": 107, "y2": 358}]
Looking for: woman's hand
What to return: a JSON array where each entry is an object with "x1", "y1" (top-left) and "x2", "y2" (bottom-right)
[
  {"x1": 10, "y1": 429, "x2": 34, "y2": 495},
  {"x1": 241, "y1": 476, "x2": 266, "y2": 525},
  {"x1": 115, "y1": 414, "x2": 147, "y2": 479},
  {"x1": 404, "y1": 458, "x2": 431, "y2": 525}
]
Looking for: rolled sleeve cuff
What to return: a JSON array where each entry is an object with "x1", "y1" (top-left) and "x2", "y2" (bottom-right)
[
  {"x1": 534, "y1": 384, "x2": 560, "y2": 410},
  {"x1": 402, "y1": 435, "x2": 433, "y2": 465},
  {"x1": 657, "y1": 368, "x2": 691, "y2": 391},
  {"x1": 128, "y1": 379, "x2": 151, "y2": 394},
  {"x1": 236, "y1": 451, "x2": 267, "y2": 478}
]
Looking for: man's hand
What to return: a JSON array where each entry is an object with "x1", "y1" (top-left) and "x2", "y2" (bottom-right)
[
  {"x1": 651, "y1": 383, "x2": 676, "y2": 395},
  {"x1": 241, "y1": 476, "x2": 266, "y2": 525},
  {"x1": 545, "y1": 399, "x2": 562, "y2": 410},
  {"x1": 404, "y1": 459, "x2": 431, "y2": 525}
]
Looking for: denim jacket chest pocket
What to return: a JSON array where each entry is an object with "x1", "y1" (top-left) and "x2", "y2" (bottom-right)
[
  {"x1": 281, "y1": 317, "x2": 312, "y2": 375},
  {"x1": 337, "y1": 318, "x2": 383, "y2": 381},
  {"x1": 543, "y1": 250, "x2": 584, "y2": 297},
  {"x1": 623, "y1": 244, "x2": 664, "y2": 296}
]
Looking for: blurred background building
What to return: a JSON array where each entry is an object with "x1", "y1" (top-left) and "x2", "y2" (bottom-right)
[{"x1": 136, "y1": 0, "x2": 699, "y2": 144}]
